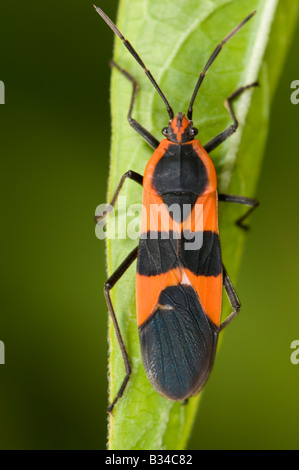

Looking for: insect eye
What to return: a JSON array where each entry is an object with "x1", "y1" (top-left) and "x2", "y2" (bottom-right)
[
  {"x1": 162, "y1": 127, "x2": 168, "y2": 136},
  {"x1": 192, "y1": 128, "x2": 198, "y2": 137}
]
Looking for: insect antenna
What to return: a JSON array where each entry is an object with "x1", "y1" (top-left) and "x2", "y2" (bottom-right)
[
  {"x1": 187, "y1": 11, "x2": 256, "y2": 121},
  {"x1": 94, "y1": 5, "x2": 174, "y2": 120}
]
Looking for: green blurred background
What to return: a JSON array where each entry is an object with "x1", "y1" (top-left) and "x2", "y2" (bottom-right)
[{"x1": 0, "y1": 0, "x2": 298, "y2": 450}]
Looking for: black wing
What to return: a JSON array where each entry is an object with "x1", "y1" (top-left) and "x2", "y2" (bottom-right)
[{"x1": 139, "y1": 284, "x2": 218, "y2": 401}]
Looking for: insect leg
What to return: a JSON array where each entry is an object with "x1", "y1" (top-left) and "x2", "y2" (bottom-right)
[
  {"x1": 203, "y1": 82, "x2": 259, "y2": 154},
  {"x1": 220, "y1": 265, "x2": 241, "y2": 331},
  {"x1": 110, "y1": 60, "x2": 160, "y2": 149},
  {"x1": 95, "y1": 170, "x2": 143, "y2": 223},
  {"x1": 218, "y1": 193, "x2": 259, "y2": 230},
  {"x1": 105, "y1": 246, "x2": 138, "y2": 412}
]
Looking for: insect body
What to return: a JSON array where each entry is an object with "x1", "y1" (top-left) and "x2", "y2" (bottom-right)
[
  {"x1": 137, "y1": 114, "x2": 221, "y2": 400},
  {"x1": 94, "y1": 5, "x2": 259, "y2": 412}
]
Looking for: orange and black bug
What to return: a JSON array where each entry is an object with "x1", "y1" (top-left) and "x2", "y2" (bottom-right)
[{"x1": 94, "y1": 5, "x2": 259, "y2": 412}]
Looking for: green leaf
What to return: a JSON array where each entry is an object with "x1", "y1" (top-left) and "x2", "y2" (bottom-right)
[{"x1": 102, "y1": 0, "x2": 298, "y2": 450}]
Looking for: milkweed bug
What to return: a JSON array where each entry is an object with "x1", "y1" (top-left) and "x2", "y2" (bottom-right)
[{"x1": 94, "y1": 5, "x2": 259, "y2": 412}]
